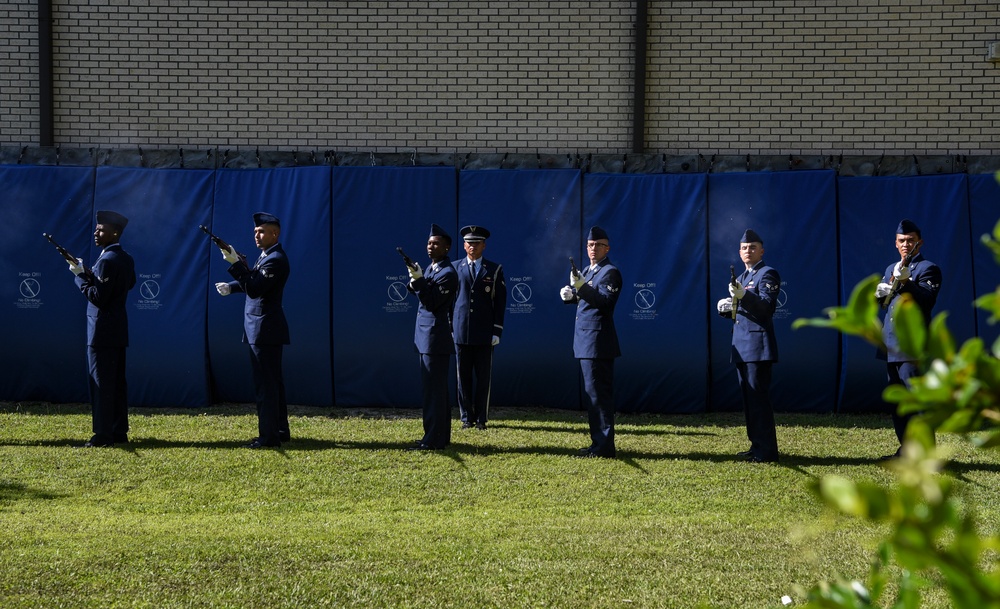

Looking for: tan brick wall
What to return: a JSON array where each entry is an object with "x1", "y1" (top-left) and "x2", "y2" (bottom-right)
[
  {"x1": 648, "y1": 0, "x2": 1000, "y2": 155},
  {"x1": 39, "y1": 0, "x2": 636, "y2": 152},
  {"x1": 2, "y1": 1, "x2": 999, "y2": 154},
  {"x1": 0, "y1": 0, "x2": 39, "y2": 142}
]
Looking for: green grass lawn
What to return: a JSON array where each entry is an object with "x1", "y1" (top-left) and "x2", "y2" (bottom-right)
[{"x1": 1, "y1": 402, "x2": 998, "y2": 608}]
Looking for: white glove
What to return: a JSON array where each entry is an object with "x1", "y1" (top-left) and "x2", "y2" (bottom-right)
[
  {"x1": 215, "y1": 282, "x2": 232, "y2": 296},
  {"x1": 893, "y1": 262, "x2": 911, "y2": 282},
  {"x1": 717, "y1": 298, "x2": 733, "y2": 314},
  {"x1": 407, "y1": 264, "x2": 423, "y2": 281},
  {"x1": 559, "y1": 286, "x2": 575, "y2": 302},
  {"x1": 221, "y1": 245, "x2": 240, "y2": 264},
  {"x1": 728, "y1": 282, "x2": 745, "y2": 300},
  {"x1": 491, "y1": 335, "x2": 500, "y2": 347},
  {"x1": 875, "y1": 282, "x2": 892, "y2": 299},
  {"x1": 570, "y1": 270, "x2": 585, "y2": 289},
  {"x1": 68, "y1": 257, "x2": 85, "y2": 276}
]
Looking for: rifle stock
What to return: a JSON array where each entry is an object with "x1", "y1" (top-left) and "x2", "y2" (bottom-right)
[
  {"x1": 569, "y1": 256, "x2": 581, "y2": 280},
  {"x1": 396, "y1": 247, "x2": 417, "y2": 269},
  {"x1": 729, "y1": 265, "x2": 739, "y2": 320},
  {"x1": 43, "y1": 233, "x2": 95, "y2": 281},
  {"x1": 199, "y1": 225, "x2": 246, "y2": 264},
  {"x1": 880, "y1": 241, "x2": 922, "y2": 307}
]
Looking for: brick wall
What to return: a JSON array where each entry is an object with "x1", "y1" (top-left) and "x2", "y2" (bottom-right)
[
  {"x1": 39, "y1": 0, "x2": 636, "y2": 151},
  {"x1": 0, "y1": 0, "x2": 39, "y2": 143},
  {"x1": 648, "y1": 0, "x2": 1000, "y2": 155},
  {"x1": 2, "y1": 1, "x2": 999, "y2": 154}
]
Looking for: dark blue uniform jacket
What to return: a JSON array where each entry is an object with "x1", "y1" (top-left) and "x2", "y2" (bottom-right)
[
  {"x1": 728, "y1": 261, "x2": 779, "y2": 364},
  {"x1": 226, "y1": 243, "x2": 291, "y2": 346},
  {"x1": 879, "y1": 254, "x2": 941, "y2": 363},
  {"x1": 75, "y1": 243, "x2": 136, "y2": 347},
  {"x1": 452, "y1": 257, "x2": 506, "y2": 345},
  {"x1": 570, "y1": 257, "x2": 622, "y2": 360},
  {"x1": 408, "y1": 256, "x2": 458, "y2": 355}
]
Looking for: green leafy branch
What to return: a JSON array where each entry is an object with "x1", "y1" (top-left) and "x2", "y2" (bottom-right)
[{"x1": 789, "y1": 206, "x2": 1000, "y2": 608}]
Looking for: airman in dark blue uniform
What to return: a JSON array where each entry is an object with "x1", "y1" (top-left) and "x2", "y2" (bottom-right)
[
  {"x1": 70, "y1": 210, "x2": 136, "y2": 447},
  {"x1": 874, "y1": 219, "x2": 941, "y2": 458},
  {"x1": 452, "y1": 225, "x2": 506, "y2": 430},
  {"x1": 406, "y1": 224, "x2": 458, "y2": 450},
  {"x1": 716, "y1": 229, "x2": 780, "y2": 463},
  {"x1": 560, "y1": 226, "x2": 622, "y2": 458},
  {"x1": 215, "y1": 212, "x2": 290, "y2": 449}
]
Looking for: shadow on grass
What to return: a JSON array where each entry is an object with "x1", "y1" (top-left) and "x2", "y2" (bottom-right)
[
  {"x1": 2, "y1": 437, "x2": 994, "y2": 475},
  {"x1": 0, "y1": 481, "x2": 67, "y2": 504},
  {"x1": 0, "y1": 402, "x2": 897, "y2": 430},
  {"x1": 492, "y1": 420, "x2": 719, "y2": 437},
  {"x1": 944, "y1": 461, "x2": 1000, "y2": 480}
]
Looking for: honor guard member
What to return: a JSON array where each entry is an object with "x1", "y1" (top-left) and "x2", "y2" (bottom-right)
[
  {"x1": 874, "y1": 219, "x2": 941, "y2": 459},
  {"x1": 215, "y1": 212, "x2": 291, "y2": 449},
  {"x1": 560, "y1": 226, "x2": 622, "y2": 459},
  {"x1": 453, "y1": 225, "x2": 507, "y2": 430},
  {"x1": 406, "y1": 223, "x2": 459, "y2": 451},
  {"x1": 716, "y1": 229, "x2": 780, "y2": 463},
  {"x1": 69, "y1": 210, "x2": 136, "y2": 447}
]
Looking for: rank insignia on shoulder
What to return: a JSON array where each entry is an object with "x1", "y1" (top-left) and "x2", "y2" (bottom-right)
[
  {"x1": 261, "y1": 269, "x2": 272, "y2": 278},
  {"x1": 607, "y1": 284, "x2": 619, "y2": 293}
]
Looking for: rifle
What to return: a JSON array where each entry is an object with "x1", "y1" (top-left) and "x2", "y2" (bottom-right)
[
  {"x1": 43, "y1": 233, "x2": 95, "y2": 281},
  {"x1": 199, "y1": 225, "x2": 247, "y2": 265},
  {"x1": 880, "y1": 241, "x2": 922, "y2": 308},
  {"x1": 396, "y1": 246, "x2": 418, "y2": 270},
  {"x1": 729, "y1": 265, "x2": 739, "y2": 320},
  {"x1": 569, "y1": 256, "x2": 581, "y2": 281}
]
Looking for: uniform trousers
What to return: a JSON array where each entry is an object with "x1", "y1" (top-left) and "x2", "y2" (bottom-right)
[
  {"x1": 456, "y1": 343, "x2": 494, "y2": 425},
  {"x1": 249, "y1": 343, "x2": 287, "y2": 445},
  {"x1": 87, "y1": 345, "x2": 129, "y2": 443},
  {"x1": 736, "y1": 361, "x2": 778, "y2": 460},
  {"x1": 887, "y1": 360, "x2": 922, "y2": 445},
  {"x1": 420, "y1": 353, "x2": 452, "y2": 449},
  {"x1": 580, "y1": 358, "x2": 616, "y2": 457}
]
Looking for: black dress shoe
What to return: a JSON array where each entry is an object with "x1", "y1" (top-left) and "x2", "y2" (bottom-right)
[
  {"x1": 406, "y1": 443, "x2": 432, "y2": 451},
  {"x1": 577, "y1": 451, "x2": 617, "y2": 459},
  {"x1": 736, "y1": 450, "x2": 752, "y2": 458},
  {"x1": 244, "y1": 439, "x2": 279, "y2": 449},
  {"x1": 460, "y1": 422, "x2": 475, "y2": 429},
  {"x1": 475, "y1": 422, "x2": 487, "y2": 430},
  {"x1": 576, "y1": 447, "x2": 595, "y2": 456},
  {"x1": 746, "y1": 455, "x2": 778, "y2": 463},
  {"x1": 76, "y1": 440, "x2": 113, "y2": 448}
]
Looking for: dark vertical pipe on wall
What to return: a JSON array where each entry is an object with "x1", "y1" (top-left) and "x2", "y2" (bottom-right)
[
  {"x1": 631, "y1": 0, "x2": 648, "y2": 154},
  {"x1": 38, "y1": 0, "x2": 55, "y2": 146}
]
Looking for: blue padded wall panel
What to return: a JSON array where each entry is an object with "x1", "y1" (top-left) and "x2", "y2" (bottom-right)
[
  {"x1": 970, "y1": 173, "x2": 1000, "y2": 348},
  {"x1": 209, "y1": 167, "x2": 333, "y2": 406},
  {"x1": 837, "y1": 175, "x2": 974, "y2": 412},
  {"x1": 583, "y1": 173, "x2": 709, "y2": 413},
  {"x1": 0, "y1": 166, "x2": 94, "y2": 402},
  {"x1": 708, "y1": 171, "x2": 840, "y2": 413},
  {"x1": 332, "y1": 166, "x2": 457, "y2": 408},
  {"x1": 94, "y1": 167, "x2": 215, "y2": 407},
  {"x1": 458, "y1": 169, "x2": 582, "y2": 410}
]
